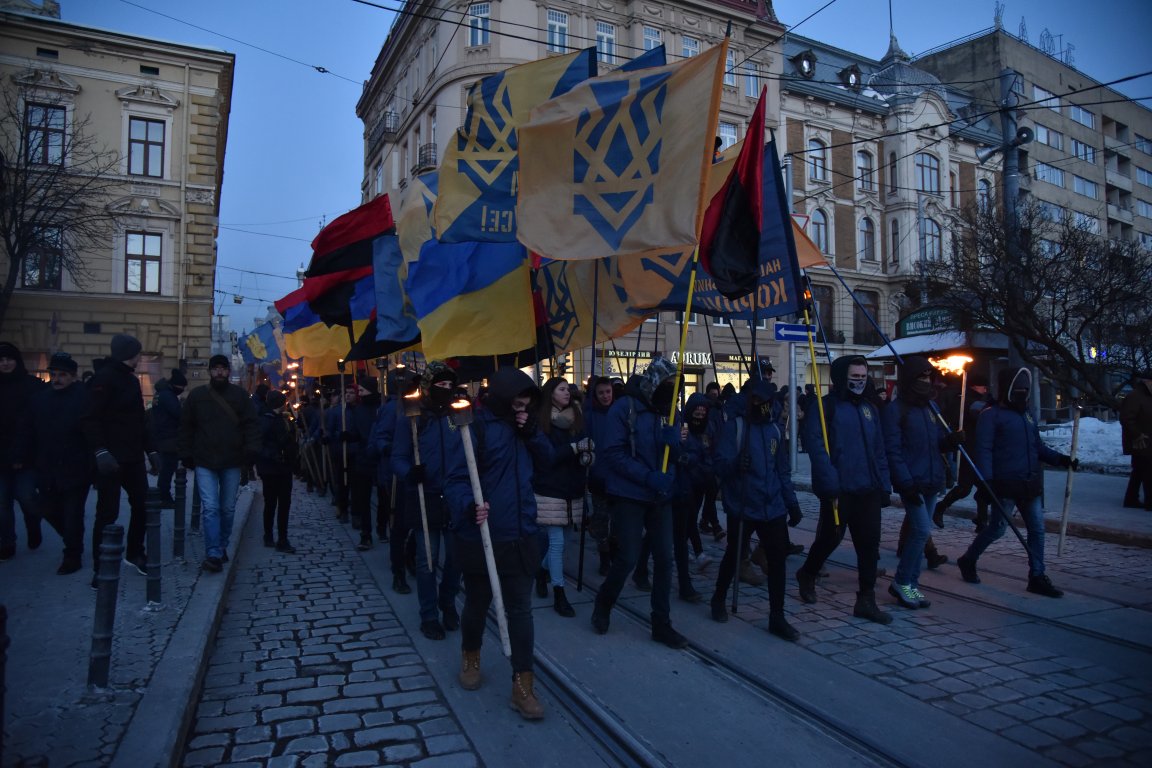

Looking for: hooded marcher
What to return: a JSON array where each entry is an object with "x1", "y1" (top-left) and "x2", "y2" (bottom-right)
[
  {"x1": 677, "y1": 392, "x2": 716, "y2": 579},
  {"x1": 348, "y1": 375, "x2": 383, "y2": 550},
  {"x1": 584, "y1": 376, "x2": 616, "y2": 575},
  {"x1": 882, "y1": 357, "x2": 965, "y2": 609},
  {"x1": 1120, "y1": 368, "x2": 1152, "y2": 511},
  {"x1": 957, "y1": 367, "x2": 1076, "y2": 596},
  {"x1": 255, "y1": 390, "x2": 297, "y2": 552},
  {"x1": 324, "y1": 381, "x2": 359, "y2": 523},
  {"x1": 933, "y1": 372, "x2": 993, "y2": 530},
  {"x1": 443, "y1": 367, "x2": 548, "y2": 720},
  {"x1": 370, "y1": 366, "x2": 420, "y2": 594},
  {"x1": 80, "y1": 334, "x2": 158, "y2": 580},
  {"x1": 591, "y1": 357, "x2": 691, "y2": 649},
  {"x1": 0, "y1": 341, "x2": 47, "y2": 560},
  {"x1": 795, "y1": 355, "x2": 893, "y2": 624},
  {"x1": 28, "y1": 352, "x2": 91, "y2": 574},
  {"x1": 151, "y1": 368, "x2": 186, "y2": 505}
]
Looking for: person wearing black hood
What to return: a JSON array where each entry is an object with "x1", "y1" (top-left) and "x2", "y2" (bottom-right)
[
  {"x1": 584, "y1": 376, "x2": 616, "y2": 575},
  {"x1": 442, "y1": 367, "x2": 548, "y2": 720},
  {"x1": 591, "y1": 358, "x2": 690, "y2": 649},
  {"x1": 371, "y1": 366, "x2": 420, "y2": 594},
  {"x1": 80, "y1": 334, "x2": 159, "y2": 579},
  {"x1": 347, "y1": 376, "x2": 383, "y2": 551},
  {"x1": 0, "y1": 341, "x2": 47, "y2": 560},
  {"x1": 956, "y1": 367, "x2": 1075, "y2": 597},
  {"x1": 150, "y1": 368, "x2": 187, "y2": 506},
  {"x1": 795, "y1": 355, "x2": 893, "y2": 624},
  {"x1": 255, "y1": 390, "x2": 297, "y2": 552}
]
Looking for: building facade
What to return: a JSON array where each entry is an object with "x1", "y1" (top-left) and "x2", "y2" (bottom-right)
[{"x1": 0, "y1": 2, "x2": 234, "y2": 393}]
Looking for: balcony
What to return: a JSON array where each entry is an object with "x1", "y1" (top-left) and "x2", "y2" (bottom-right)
[
  {"x1": 411, "y1": 143, "x2": 437, "y2": 177},
  {"x1": 1104, "y1": 134, "x2": 1131, "y2": 156},
  {"x1": 1107, "y1": 203, "x2": 1134, "y2": 224},
  {"x1": 1105, "y1": 168, "x2": 1132, "y2": 191},
  {"x1": 366, "y1": 111, "x2": 401, "y2": 155}
]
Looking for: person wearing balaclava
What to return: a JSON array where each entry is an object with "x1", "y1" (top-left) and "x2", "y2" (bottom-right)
[
  {"x1": 795, "y1": 355, "x2": 894, "y2": 624},
  {"x1": 957, "y1": 367, "x2": 1075, "y2": 597},
  {"x1": 590, "y1": 357, "x2": 692, "y2": 650},
  {"x1": 0, "y1": 341, "x2": 47, "y2": 561},
  {"x1": 881, "y1": 357, "x2": 966, "y2": 611},
  {"x1": 442, "y1": 367, "x2": 548, "y2": 720},
  {"x1": 391, "y1": 361, "x2": 465, "y2": 642}
]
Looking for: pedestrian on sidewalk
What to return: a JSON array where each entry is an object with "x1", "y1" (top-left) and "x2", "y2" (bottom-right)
[
  {"x1": 444, "y1": 367, "x2": 546, "y2": 720},
  {"x1": 255, "y1": 390, "x2": 297, "y2": 553},
  {"x1": 28, "y1": 352, "x2": 91, "y2": 575},
  {"x1": 0, "y1": 341, "x2": 46, "y2": 561},
  {"x1": 957, "y1": 367, "x2": 1077, "y2": 597},
  {"x1": 149, "y1": 369, "x2": 186, "y2": 507},
  {"x1": 1120, "y1": 368, "x2": 1152, "y2": 511},
  {"x1": 178, "y1": 354, "x2": 260, "y2": 573},
  {"x1": 80, "y1": 334, "x2": 158, "y2": 579}
]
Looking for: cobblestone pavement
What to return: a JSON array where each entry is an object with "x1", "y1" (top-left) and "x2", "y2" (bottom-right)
[
  {"x1": 181, "y1": 486, "x2": 481, "y2": 768},
  {"x1": 706, "y1": 497, "x2": 1152, "y2": 768}
]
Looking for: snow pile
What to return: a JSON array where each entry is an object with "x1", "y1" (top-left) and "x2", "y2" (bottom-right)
[{"x1": 1040, "y1": 417, "x2": 1127, "y2": 470}]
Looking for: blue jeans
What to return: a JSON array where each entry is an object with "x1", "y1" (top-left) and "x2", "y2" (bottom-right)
[
  {"x1": 895, "y1": 492, "x2": 937, "y2": 587},
  {"x1": 415, "y1": 527, "x2": 460, "y2": 623},
  {"x1": 0, "y1": 467, "x2": 37, "y2": 548},
  {"x1": 540, "y1": 525, "x2": 567, "y2": 587},
  {"x1": 196, "y1": 466, "x2": 241, "y2": 559},
  {"x1": 598, "y1": 497, "x2": 673, "y2": 624},
  {"x1": 965, "y1": 495, "x2": 1046, "y2": 577}
]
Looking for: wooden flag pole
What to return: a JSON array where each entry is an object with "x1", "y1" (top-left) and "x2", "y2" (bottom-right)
[
  {"x1": 662, "y1": 248, "x2": 701, "y2": 473},
  {"x1": 404, "y1": 393, "x2": 434, "y2": 572},
  {"x1": 1058, "y1": 404, "x2": 1082, "y2": 556}
]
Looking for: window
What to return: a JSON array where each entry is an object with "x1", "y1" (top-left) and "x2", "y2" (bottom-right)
[
  {"x1": 373, "y1": 161, "x2": 383, "y2": 196},
  {"x1": 1074, "y1": 211, "x2": 1100, "y2": 233},
  {"x1": 1139, "y1": 167, "x2": 1152, "y2": 187},
  {"x1": 978, "y1": 179, "x2": 992, "y2": 211},
  {"x1": 712, "y1": 316, "x2": 730, "y2": 327},
  {"x1": 888, "y1": 152, "x2": 897, "y2": 192},
  {"x1": 682, "y1": 36, "x2": 699, "y2": 59},
  {"x1": 724, "y1": 50, "x2": 736, "y2": 86},
  {"x1": 125, "y1": 232, "x2": 162, "y2": 294},
  {"x1": 853, "y1": 290, "x2": 881, "y2": 346},
  {"x1": 718, "y1": 122, "x2": 737, "y2": 151},
  {"x1": 36, "y1": 47, "x2": 58, "y2": 59},
  {"x1": 1136, "y1": 199, "x2": 1152, "y2": 218},
  {"x1": 468, "y1": 3, "x2": 490, "y2": 46},
  {"x1": 808, "y1": 139, "x2": 828, "y2": 182},
  {"x1": 1140, "y1": 232, "x2": 1152, "y2": 250},
  {"x1": 596, "y1": 21, "x2": 616, "y2": 65},
  {"x1": 858, "y1": 217, "x2": 876, "y2": 261},
  {"x1": 811, "y1": 284, "x2": 834, "y2": 338},
  {"x1": 675, "y1": 312, "x2": 698, "y2": 325},
  {"x1": 1073, "y1": 174, "x2": 1098, "y2": 199},
  {"x1": 1034, "y1": 162, "x2": 1065, "y2": 187},
  {"x1": 22, "y1": 227, "x2": 62, "y2": 290},
  {"x1": 922, "y1": 218, "x2": 942, "y2": 261},
  {"x1": 128, "y1": 117, "x2": 165, "y2": 177},
  {"x1": 1069, "y1": 105, "x2": 1094, "y2": 128},
  {"x1": 140, "y1": 65, "x2": 160, "y2": 76},
  {"x1": 1033, "y1": 84, "x2": 1059, "y2": 112},
  {"x1": 915, "y1": 153, "x2": 940, "y2": 194},
  {"x1": 643, "y1": 26, "x2": 662, "y2": 52},
  {"x1": 1039, "y1": 201, "x2": 1065, "y2": 222},
  {"x1": 429, "y1": 28, "x2": 438, "y2": 69},
  {"x1": 1071, "y1": 139, "x2": 1096, "y2": 164},
  {"x1": 546, "y1": 9, "x2": 568, "y2": 52},
  {"x1": 1137, "y1": 134, "x2": 1152, "y2": 155},
  {"x1": 1035, "y1": 124, "x2": 1064, "y2": 150},
  {"x1": 811, "y1": 209, "x2": 829, "y2": 253},
  {"x1": 890, "y1": 219, "x2": 900, "y2": 264},
  {"x1": 856, "y1": 151, "x2": 874, "y2": 192},
  {"x1": 24, "y1": 103, "x2": 65, "y2": 165},
  {"x1": 744, "y1": 61, "x2": 760, "y2": 98}
]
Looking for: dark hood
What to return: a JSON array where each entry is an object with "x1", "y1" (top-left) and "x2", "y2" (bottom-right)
[
  {"x1": 684, "y1": 392, "x2": 710, "y2": 414},
  {"x1": 624, "y1": 357, "x2": 677, "y2": 409},
  {"x1": 743, "y1": 378, "x2": 775, "y2": 404},
  {"x1": 0, "y1": 342, "x2": 27, "y2": 377},
  {"x1": 486, "y1": 368, "x2": 538, "y2": 419},
  {"x1": 997, "y1": 367, "x2": 1032, "y2": 406},
  {"x1": 897, "y1": 356, "x2": 936, "y2": 404}
]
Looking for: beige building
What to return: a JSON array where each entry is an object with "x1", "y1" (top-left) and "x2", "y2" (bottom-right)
[{"x1": 0, "y1": 2, "x2": 234, "y2": 393}]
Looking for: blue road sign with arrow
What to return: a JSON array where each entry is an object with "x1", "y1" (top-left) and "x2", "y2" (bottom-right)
[{"x1": 774, "y1": 323, "x2": 816, "y2": 343}]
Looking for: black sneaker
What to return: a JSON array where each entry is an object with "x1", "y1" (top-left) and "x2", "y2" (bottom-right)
[
  {"x1": 710, "y1": 600, "x2": 729, "y2": 623},
  {"x1": 678, "y1": 588, "x2": 703, "y2": 604},
  {"x1": 795, "y1": 569, "x2": 818, "y2": 604},
  {"x1": 651, "y1": 622, "x2": 689, "y2": 649},
  {"x1": 357, "y1": 536, "x2": 372, "y2": 551},
  {"x1": 787, "y1": 543, "x2": 805, "y2": 556},
  {"x1": 57, "y1": 558, "x2": 82, "y2": 575},
  {"x1": 420, "y1": 620, "x2": 446, "y2": 640},
  {"x1": 201, "y1": 557, "x2": 223, "y2": 573},
  {"x1": 392, "y1": 575, "x2": 411, "y2": 594},
  {"x1": 591, "y1": 601, "x2": 611, "y2": 635},
  {"x1": 957, "y1": 554, "x2": 980, "y2": 584},
  {"x1": 124, "y1": 555, "x2": 148, "y2": 576},
  {"x1": 1026, "y1": 574, "x2": 1064, "y2": 598},
  {"x1": 926, "y1": 553, "x2": 949, "y2": 570}
]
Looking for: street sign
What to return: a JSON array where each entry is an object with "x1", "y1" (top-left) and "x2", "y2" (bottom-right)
[{"x1": 774, "y1": 322, "x2": 816, "y2": 343}]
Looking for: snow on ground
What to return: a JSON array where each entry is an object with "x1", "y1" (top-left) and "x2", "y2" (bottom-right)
[{"x1": 1040, "y1": 417, "x2": 1127, "y2": 470}]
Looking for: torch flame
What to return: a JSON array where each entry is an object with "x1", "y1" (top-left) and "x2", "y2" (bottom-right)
[
  {"x1": 404, "y1": 391, "x2": 421, "y2": 400},
  {"x1": 929, "y1": 355, "x2": 973, "y2": 377},
  {"x1": 450, "y1": 400, "x2": 470, "y2": 410}
]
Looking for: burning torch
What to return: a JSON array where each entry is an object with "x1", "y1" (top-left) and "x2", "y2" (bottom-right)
[{"x1": 403, "y1": 391, "x2": 434, "y2": 571}]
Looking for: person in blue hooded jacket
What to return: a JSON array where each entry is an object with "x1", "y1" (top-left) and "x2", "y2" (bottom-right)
[
  {"x1": 795, "y1": 355, "x2": 893, "y2": 624},
  {"x1": 957, "y1": 367, "x2": 1073, "y2": 597},
  {"x1": 584, "y1": 376, "x2": 616, "y2": 575},
  {"x1": 370, "y1": 367, "x2": 419, "y2": 595},
  {"x1": 443, "y1": 367, "x2": 548, "y2": 720},
  {"x1": 590, "y1": 357, "x2": 690, "y2": 650}
]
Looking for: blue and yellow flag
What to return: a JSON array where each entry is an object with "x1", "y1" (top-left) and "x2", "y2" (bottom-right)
[
  {"x1": 434, "y1": 48, "x2": 597, "y2": 243},
  {"x1": 516, "y1": 42, "x2": 725, "y2": 261},
  {"x1": 240, "y1": 321, "x2": 280, "y2": 365}
]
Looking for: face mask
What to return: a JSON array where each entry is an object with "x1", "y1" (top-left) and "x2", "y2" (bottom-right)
[
  {"x1": 748, "y1": 400, "x2": 773, "y2": 423},
  {"x1": 651, "y1": 381, "x2": 674, "y2": 414},
  {"x1": 1007, "y1": 368, "x2": 1031, "y2": 410},
  {"x1": 910, "y1": 379, "x2": 935, "y2": 398},
  {"x1": 847, "y1": 379, "x2": 867, "y2": 396},
  {"x1": 429, "y1": 387, "x2": 454, "y2": 407}
]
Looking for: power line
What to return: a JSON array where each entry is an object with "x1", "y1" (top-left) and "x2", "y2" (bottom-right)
[
  {"x1": 217, "y1": 264, "x2": 300, "y2": 281},
  {"x1": 218, "y1": 226, "x2": 312, "y2": 242}
]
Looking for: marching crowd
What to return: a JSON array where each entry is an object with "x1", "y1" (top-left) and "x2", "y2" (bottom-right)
[{"x1": 2, "y1": 334, "x2": 1107, "y2": 722}]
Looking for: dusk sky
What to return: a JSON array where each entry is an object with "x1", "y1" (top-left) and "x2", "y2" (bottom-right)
[{"x1": 65, "y1": 0, "x2": 1152, "y2": 334}]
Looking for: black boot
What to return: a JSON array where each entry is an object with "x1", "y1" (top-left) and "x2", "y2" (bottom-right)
[
  {"x1": 651, "y1": 620, "x2": 689, "y2": 649},
  {"x1": 957, "y1": 554, "x2": 980, "y2": 583},
  {"x1": 591, "y1": 596, "x2": 611, "y2": 635},
  {"x1": 357, "y1": 533, "x2": 373, "y2": 551},
  {"x1": 795, "y1": 568, "x2": 818, "y2": 604},
  {"x1": 1026, "y1": 574, "x2": 1064, "y2": 598},
  {"x1": 535, "y1": 568, "x2": 549, "y2": 599},
  {"x1": 768, "y1": 611, "x2": 800, "y2": 641},
  {"x1": 553, "y1": 586, "x2": 576, "y2": 617},
  {"x1": 276, "y1": 539, "x2": 296, "y2": 554},
  {"x1": 853, "y1": 590, "x2": 893, "y2": 625},
  {"x1": 392, "y1": 573, "x2": 412, "y2": 594},
  {"x1": 710, "y1": 596, "x2": 728, "y2": 623}
]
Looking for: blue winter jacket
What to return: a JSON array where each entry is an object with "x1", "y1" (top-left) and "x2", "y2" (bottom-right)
[
  {"x1": 348, "y1": 396, "x2": 381, "y2": 475},
  {"x1": 882, "y1": 398, "x2": 950, "y2": 495},
  {"x1": 584, "y1": 399, "x2": 613, "y2": 494},
  {"x1": 601, "y1": 393, "x2": 681, "y2": 504},
  {"x1": 391, "y1": 404, "x2": 461, "y2": 498},
  {"x1": 715, "y1": 415, "x2": 797, "y2": 521},
  {"x1": 975, "y1": 403, "x2": 1064, "y2": 500},
  {"x1": 531, "y1": 420, "x2": 587, "y2": 501},
  {"x1": 676, "y1": 393, "x2": 716, "y2": 495},
  {"x1": 803, "y1": 393, "x2": 890, "y2": 499},
  {"x1": 368, "y1": 397, "x2": 402, "y2": 488}
]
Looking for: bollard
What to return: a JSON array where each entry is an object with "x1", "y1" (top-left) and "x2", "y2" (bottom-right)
[
  {"x1": 1, "y1": 603, "x2": 8, "y2": 763},
  {"x1": 191, "y1": 473, "x2": 201, "y2": 533},
  {"x1": 88, "y1": 524, "x2": 124, "y2": 688},
  {"x1": 173, "y1": 466, "x2": 187, "y2": 560},
  {"x1": 146, "y1": 488, "x2": 162, "y2": 605}
]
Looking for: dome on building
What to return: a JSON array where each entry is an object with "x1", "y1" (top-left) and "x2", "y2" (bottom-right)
[{"x1": 869, "y1": 35, "x2": 944, "y2": 100}]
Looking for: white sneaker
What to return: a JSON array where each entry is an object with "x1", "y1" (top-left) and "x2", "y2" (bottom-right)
[{"x1": 695, "y1": 552, "x2": 713, "y2": 572}]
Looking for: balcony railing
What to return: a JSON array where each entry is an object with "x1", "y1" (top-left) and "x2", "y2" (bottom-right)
[{"x1": 411, "y1": 143, "x2": 437, "y2": 177}]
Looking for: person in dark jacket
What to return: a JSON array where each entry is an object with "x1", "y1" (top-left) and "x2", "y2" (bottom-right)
[
  {"x1": 371, "y1": 367, "x2": 420, "y2": 594},
  {"x1": 0, "y1": 341, "x2": 47, "y2": 561},
  {"x1": 795, "y1": 355, "x2": 893, "y2": 624},
  {"x1": 324, "y1": 382, "x2": 359, "y2": 523},
  {"x1": 393, "y1": 361, "x2": 466, "y2": 641},
  {"x1": 1120, "y1": 368, "x2": 1152, "y2": 511},
  {"x1": 933, "y1": 373, "x2": 993, "y2": 529},
  {"x1": 150, "y1": 369, "x2": 186, "y2": 505},
  {"x1": 443, "y1": 367, "x2": 547, "y2": 720},
  {"x1": 255, "y1": 390, "x2": 297, "y2": 552},
  {"x1": 591, "y1": 357, "x2": 690, "y2": 649},
  {"x1": 348, "y1": 376, "x2": 382, "y2": 550},
  {"x1": 957, "y1": 367, "x2": 1075, "y2": 597},
  {"x1": 671, "y1": 392, "x2": 715, "y2": 598},
  {"x1": 28, "y1": 352, "x2": 91, "y2": 574},
  {"x1": 584, "y1": 376, "x2": 616, "y2": 575},
  {"x1": 178, "y1": 354, "x2": 260, "y2": 573},
  {"x1": 80, "y1": 334, "x2": 158, "y2": 579},
  {"x1": 882, "y1": 357, "x2": 965, "y2": 609},
  {"x1": 711, "y1": 378, "x2": 802, "y2": 639}
]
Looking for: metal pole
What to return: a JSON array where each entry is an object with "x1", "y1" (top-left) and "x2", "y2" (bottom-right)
[
  {"x1": 88, "y1": 524, "x2": 124, "y2": 688},
  {"x1": 789, "y1": 342, "x2": 799, "y2": 470},
  {"x1": 146, "y1": 488, "x2": 162, "y2": 605},
  {"x1": 191, "y1": 473, "x2": 201, "y2": 532},
  {"x1": 0, "y1": 603, "x2": 8, "y2": 763},
  {"x1": 173, "y1": 466, "x2": 187, "y2": 560}
]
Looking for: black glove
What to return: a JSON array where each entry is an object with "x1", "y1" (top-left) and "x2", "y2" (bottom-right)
[
  {"x1": 943, "y1": 430, "x2": 966, "y2": 450},
  {"x1": 788, "y1": 506, "x2": 803, "y2": 527},
  {"x1": 1062, "y1": 455, "x2": 1079, "y2": 471},
  {"x1": 901, "y1": 490, "x2": 923, "y2": 507},
  {"x1": 147, "y1": 451, "x2": 160, "y2": 475},
  {"x1": 408, "y1": 464, "x2": 426, "y2": 483},
  {"x1": 94, "y1": 450, "x2": 120, "y2": 476},
  {"x1": 181, "y1": 456, "x2": 195, "y2": 470}
]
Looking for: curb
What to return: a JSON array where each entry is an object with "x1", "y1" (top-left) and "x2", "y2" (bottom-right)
[{"x1": 109, "y1": 485, "x2": 258, "y2": 768}]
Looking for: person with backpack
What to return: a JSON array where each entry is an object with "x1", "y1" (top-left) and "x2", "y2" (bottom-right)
[{"x1": 255, "y1": 390, "x2": 297, "y2": 553}]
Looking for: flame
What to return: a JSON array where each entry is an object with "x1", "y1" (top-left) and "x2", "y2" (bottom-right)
[
  {"x1": 450, "y1": 400, "x2": 470, "y2": 410},
  {"x1": 929, "y1": 355, "x2": 973, "y2": 377},
  {"x1": 404, "y1": 391, "x2": 421, "y2": 400}
]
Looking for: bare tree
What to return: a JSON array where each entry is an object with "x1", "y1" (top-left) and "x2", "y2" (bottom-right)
[
  {"x1": 0, "y1": 71, "x2": 123, "y2": 328},
  {"x1": 924, "y1": 199, "x2": 1152, "y2": 410}
]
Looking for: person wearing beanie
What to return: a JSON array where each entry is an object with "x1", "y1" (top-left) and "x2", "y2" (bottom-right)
[
  {"x1": 0, "y1": 342, "x2": 48, "y2": 561},
  {"x1": 178, "y1": 353, "x2": 261, "y2": 573},
  {"x1": 255, "y1": 390, "x2": 297, "y2": 553},
  {"x1": 28, "y1": 352, "x2": 91, "y2": 574},
  {"x1": 150, "y1": 369, "x2": 187, "y2": 506},
  {"x1": 79, "y1": 335, "x2": 158, "y2": 580}
]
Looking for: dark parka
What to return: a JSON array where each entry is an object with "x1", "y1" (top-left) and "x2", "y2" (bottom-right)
[
  {"x1": 347, "y1": 393, "x2": 381, "y2": 475},
  {"x1": 80, "y1": 359, "x2": 153, "y2": 463},
  {"x1": 600, "y1": 377, "x2": 681, "y2": 505},
  {"x1": 255, "y1": 405, "x2": 297, "y2": 476},
  {"x1": 391, "y1": 400, "x2": 463, "y2": 529},
  {"x1": 28, "y1": 382, "x2": 91, "y2": 491},
  {"x1": 584, "y1": 393, "x2": 613, "y2": 495},
  {"x1": 714, "y1": 380, "x2": 798, "y2": 521},
  {"x1": 150, "y1": 378, "x2": 182, "y2": 453},
  {"x1": 975, "y1": 369, "x2": 1066, "y2": 500},
  {"x1": 1120, "y1": 378, "x2": 1152, "y2": 456},
  {"x1": 531, "y1": 415, "x2": 587, "y2": 502},
  {"x1": 676, "y1": 392, "x2": 716, "y2": 495},
  {"x1": 177, "y1": 383, "x2": 261, "y2": 470},
  {"x1": 0, "y1": 346, "x2": 45, "y2": 467},
  {"x1": 882, "y1": 356, "x2": 951, "y2": 496}
]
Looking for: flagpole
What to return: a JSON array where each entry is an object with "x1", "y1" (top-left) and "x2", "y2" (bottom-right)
[{"x1": 661, "y1": 248, "x2": 700, "y2": 473}]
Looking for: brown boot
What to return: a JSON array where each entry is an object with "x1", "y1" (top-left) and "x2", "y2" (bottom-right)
[
  {"x1": 459, "y1": 650, "x2": 482, "y2": 691},
  {"x1": 510, "y1": 671, "x2": 545, "y2": 720}
]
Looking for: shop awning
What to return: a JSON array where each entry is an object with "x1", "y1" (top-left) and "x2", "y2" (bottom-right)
[{"x1": 865, "y1": 331, "x2": 1013, "y2": 360}]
